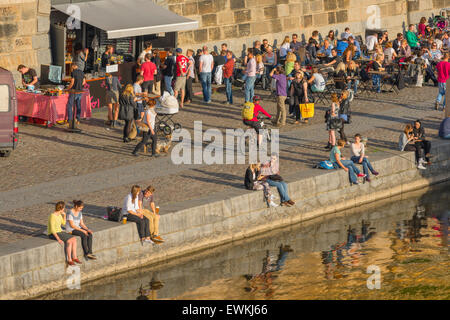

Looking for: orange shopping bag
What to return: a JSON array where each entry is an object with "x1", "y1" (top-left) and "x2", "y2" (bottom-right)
[{"x1": 300, "y1": 103, "x2": 314, "y2": 118}]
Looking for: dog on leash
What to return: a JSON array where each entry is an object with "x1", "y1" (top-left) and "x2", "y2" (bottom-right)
[{"x1": 143, "y1": 134, "x2": 172, "y2": 154}]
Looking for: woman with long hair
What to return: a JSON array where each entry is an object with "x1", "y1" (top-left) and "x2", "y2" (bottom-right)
[
  {"x1": 280, "y1": 36, "x2": 291, "y2": 61},
  {"x1": 351, "y1": 134, "x2": 379, "y2": 182},
  {"x1": 342, "y1": 44, "x2": 356, "y2": 64},
  {"x1": 288, "y1": 70, "x2": 309, "y2": 124},
  {"x1": 119, "y1": 84, "x2": 138, "y2": 143},
  {"x1": 47, "y1": 201, "x2": 80, "y2": 266},
  {"x1": 66, "y1": 200, "x2": 96, "y2": 260},
  {"x1": 325, "y1": 93, "x2": 340, "y2": 150},
  {"x1": 346, "y1": 61, "x2": 360, "y2": 94},
  {"x1": 326, "y1": 30, "x2": 337, "y2": 47},
  {"x1": 399, "y1": 124, "x2": 426, "y2": 169},
  {"x1": 121, "y1": 185, "x2": 152, "y2": 243},
  {"x1": 244, "y1": 163, "x2": 277, "y2": 207}
]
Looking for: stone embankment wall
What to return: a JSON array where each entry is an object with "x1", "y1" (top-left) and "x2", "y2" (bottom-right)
[
  {"x1": 166, "y1": 0, "x2": 447, "y2": 51},
  {"x1": 0, "y1": 139, "x2": 449, "y2": 299},
  {"x1": 0, "y1": 0, "x2": 51, "y2": 83}
]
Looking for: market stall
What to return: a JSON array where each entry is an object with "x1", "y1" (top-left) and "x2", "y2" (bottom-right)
[
  {"x1": 17, "y1": 89, "x2": 92, "y2": 126},
  {"x1": 49, "y1": 0, "x2": 198, "y2": 108}
]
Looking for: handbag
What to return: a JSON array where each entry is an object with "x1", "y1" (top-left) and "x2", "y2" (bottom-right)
[{"x1": 300, "y1": 103, "x2": 315, "y2": 118}]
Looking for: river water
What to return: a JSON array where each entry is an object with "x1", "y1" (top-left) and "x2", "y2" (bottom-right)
[{"x1": 39, "y1": 184, "x2": 449, "y2": 300}]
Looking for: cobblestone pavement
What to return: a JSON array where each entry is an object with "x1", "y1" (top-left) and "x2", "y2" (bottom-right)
[{"x1": 0, "y1": 82, "x2": 445, "y2": 245}]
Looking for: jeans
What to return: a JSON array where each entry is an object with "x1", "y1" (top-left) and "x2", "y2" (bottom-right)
[
  {"x1": 333, "y1": 160, "x2": 361, "y2": 184},
  {"x1": 351, "y1": 156, "x2": 375, "y2": 177},
  {"x1": 71, "y1": 229, "x2": 93, "y2": 256},
  {"x1": 415, "y1": 140, "x2": 431, "y2": 161},
  {"x1": 347, "y1": 79, "x2": 359, "y2": 94},
  {"x1": 436, "y1": 82, "x2": 446, "y2": 107},
  {"x1": 244, "y1": 76, "x2": 256, "y2": 102},
  {"x1": 126, "y1": 214, "x2": 150, "y2": 239},
  {"x1": 67, "y1": 93, "x2": 82, "y2": 121},
  {"x1": 164, "y1": 75, "x2": 174, "y2": 95},
  {"x1": 200, "y1": 72, "x2": 212, "y2": 102},
  {"x1": 372, "y1": 74, "x2": 382, "y2": 93},
  {"x1": 224, "y1": 77, "x2": 233, "y2": 103},
  {"x1": 267, "y1": 179, "x2": 290, "y2": 202}
]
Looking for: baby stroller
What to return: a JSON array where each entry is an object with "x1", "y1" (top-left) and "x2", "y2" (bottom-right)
[{"x1": 155, "y1": 92, "x2": 182, "y2": 135}]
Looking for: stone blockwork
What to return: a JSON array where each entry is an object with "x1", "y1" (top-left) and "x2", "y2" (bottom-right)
[
  {"x1": 0, "y1": 0, "x2": 51, "y2": 83},
  {"x1": 0, "y1": 139, "x2": 449, "y2": 299},
  {"x1": 173, "y1": 0, "x2": 449, "y2": 52}
]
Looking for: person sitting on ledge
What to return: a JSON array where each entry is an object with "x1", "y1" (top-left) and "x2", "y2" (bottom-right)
[
  {"x1": 47, "y1": 201, "x2": 81, "y2": 266},
  {"x1": 330, "y1": 139, "x2": 366, "y2": 185},
  {"x1": 122, "y1": 185, "x2": 152, "y2": 244},
  {"x1": 139, "y1": 185, "x2": 164, "y2": 243},
  {"x1": 412, "y1": 120, "x2": 433, "y2": 165},
  {"x1": 350, "y1": 134, "x2": 379, "y2": 183},
  {"x1": 398, "y1": 124, "x2": 426, "y2": 170},
  {"x1": 245, "y1": 163, "x2": 278, "y2": 208},
  {"x1": 66, "y1": 200, "x2": 96, "y2": 260},
  {"x1": 260, "y1": 153, "x2": 295, "y2": 207}
]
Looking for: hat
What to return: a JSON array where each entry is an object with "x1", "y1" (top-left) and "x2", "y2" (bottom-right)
[
  {"x1": 176, "y1": 48, "x2": 182, "y2": 53},
  {"x1": 252, "y1": 95, "x2": 261, "y2": 101}
]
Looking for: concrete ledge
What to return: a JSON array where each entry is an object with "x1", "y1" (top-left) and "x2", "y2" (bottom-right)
[{"x1": 0, "y1": 139, "x2": 449, "y2": 299}]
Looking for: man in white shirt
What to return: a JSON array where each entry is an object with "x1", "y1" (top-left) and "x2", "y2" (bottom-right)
[
  {"x1": 365, "y1": 33, "x2": 378, "y2": 51},
  {"x1": 138, "y1": 41, "x2": 152, "y2": 66},
  {"x1": 199, "y1": 46, "x2": 214, "y2": 103}
]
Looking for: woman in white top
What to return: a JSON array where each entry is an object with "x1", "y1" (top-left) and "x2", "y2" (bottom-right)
[
  {"x1": 122, "y1": 185, "x2": 152, "y2": 243},
  {"x1": 66, "y1": 200, "x2": 96, "y2": 260},
  {"x1": 383, "y1": 42, "x2": 397, "y2": 64},
  {"x1": 350, "y1": 134, "x2": 379, "y2": 182},
  {"x1": 132, "y1": 100, "x2": 158, "y2": 157},
  {"x1": 280, "y1": 36, "x2": 291, "y2": 60}
]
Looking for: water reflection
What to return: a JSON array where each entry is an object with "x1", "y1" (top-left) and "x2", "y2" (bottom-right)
[{"x1": 38, "y1": 185, "x2": 449, "y2": 300}]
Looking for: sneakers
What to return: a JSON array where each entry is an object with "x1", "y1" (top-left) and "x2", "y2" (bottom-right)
[
  {"x1": 269, "y1": 201, "x2": 279, "y2": 208},
  {"x1": 152, "y1": 235, "x2": 164, "y2": 242},
  {"x1": 357, "y1": 173, "x2": 366, "y2": 178},
  {"x1": 417, "y1": 163, "x2": 427, "y2": 170}
]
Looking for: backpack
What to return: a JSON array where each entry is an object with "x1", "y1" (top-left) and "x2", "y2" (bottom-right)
[
  {"x1": 107, "y1": 206, "x2": 123, "y2": 222},
  {"x1": 242, "y1": 102, "x2": 255, "y2": 120},
  {"x1": 318, "y1": 160, "x2": 334, "y2": 170}
]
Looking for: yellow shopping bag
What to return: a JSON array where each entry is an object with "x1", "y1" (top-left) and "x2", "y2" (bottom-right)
[{"x1": 300, "y1": 103, "x2": 314, "y2": 119}]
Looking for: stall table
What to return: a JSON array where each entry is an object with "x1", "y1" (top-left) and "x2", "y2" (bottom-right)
[{"x1": 17, "y1": 90, "x2": 92, "y2": 126}]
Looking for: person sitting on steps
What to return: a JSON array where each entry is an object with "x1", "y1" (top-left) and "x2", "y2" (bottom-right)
[
  {"x1": 330, "y1": 139, "x2": 366, "y2": 185},
  {"x1": 139, "y1": 185, "x2": 164, "y2": 243},
  {"x1": 350, "y1": 134, "x2": 379, "y2": 183},
  {"x1": 245, "y1": 163, "x2": 278, "y2": 208}
]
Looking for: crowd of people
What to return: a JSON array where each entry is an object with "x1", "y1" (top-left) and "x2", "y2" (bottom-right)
[{"x1": 41, "y1": 17, "x2": 450, "y2": 264}]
